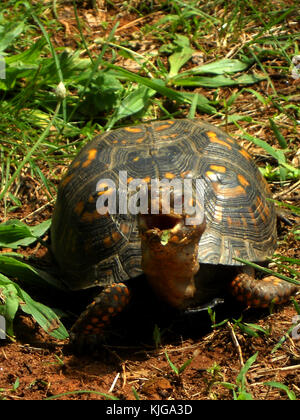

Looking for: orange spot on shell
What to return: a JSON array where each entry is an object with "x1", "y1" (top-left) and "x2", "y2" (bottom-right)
[
  {"x1": 239, "y1": 148, "x2": 251, "y2": 160},
  {"x1": 210, "y1": 165, "x2": 226, "y2": 173},
  {"x1": 213, "y1": 183, "x2": 246, "y2": 198},
  {"x1": 155, "y1": 122, "x2": 174, "y2": 131},
  {"x1": 81, "y1": 210, "x2": 102, "y2": 223},
  {"x1": 207, "y1": 131, "x2": 232, "y2": 149},
  {"x1": 120, "y1": 223, "x2": 130, "y2": 234},
  {"x1": 111, "y1": 231, "x2": 121, "y2": 242},
  {"x1": 237, "y1": 174, "x2": 250, "y2": 187},
  {"x1": 124, "y1": 127, "x2": 143, "y2": 133},
  {"x1": 205, "y1": 171, "x2": 216, "y2": 179},
  {"x1": 82, "y1": 148, "x2": 98, "y2": 168},
  {"x1": 160, "y1": 133, "x2": 178, "y2": 139},
  {"x1": 74, "y1": 201, "x2": 85, "y2": 216},
  {"x1": 165, "y1": 172, "x2": 176, "y2": 179},
  {"x1": 61, "y1": 173, "x2": 74, "y2": 187},
  {"x1": 71, "y1": 161, "x2": 80, "y2": 169},
  {"x1": 87, "y1": 149, "x2": 97, "y2": 160},
  {"x1": 91, "y1": 317, "x2": 100, "y2": 324},
  {"x1": 103, "y1": 236, "x2": 113, "y2": 247},
  {"x1": 82, "y1": 160, "x2": 92, "y2": 168}
]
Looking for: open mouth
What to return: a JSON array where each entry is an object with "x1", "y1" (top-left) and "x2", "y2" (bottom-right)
[{"x1": 139, "y1": 214, "x2": 182, "y2": 232}]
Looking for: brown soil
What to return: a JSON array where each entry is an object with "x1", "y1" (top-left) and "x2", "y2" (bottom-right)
[{"x1": 1, "y1": 300, "x2": 300, "y2": 400}]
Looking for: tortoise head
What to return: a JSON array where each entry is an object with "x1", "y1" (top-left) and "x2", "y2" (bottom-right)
[{"x1": 139, "y1": 212, "x2": 206, "y2": 309}]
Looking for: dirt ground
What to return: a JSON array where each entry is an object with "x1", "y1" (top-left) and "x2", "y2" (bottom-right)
[
  {"x1": 1, "y1": 295, "x2": 300, "y2": 400},
  {"x1": 0, "y1": 1, "x2": 299, "y2": 400}
]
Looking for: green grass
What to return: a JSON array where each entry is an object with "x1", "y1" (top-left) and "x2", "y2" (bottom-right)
[{"x1": 0, "y1": 0, "x2": 299, "y2": 380}]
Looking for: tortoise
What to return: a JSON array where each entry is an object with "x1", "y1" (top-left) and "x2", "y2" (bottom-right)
[{"x1": 50, "y1": 119, "x2": 298, "y2": 347}]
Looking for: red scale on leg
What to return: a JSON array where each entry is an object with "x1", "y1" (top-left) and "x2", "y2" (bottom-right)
[
  {"x1": 70, "y1": 282, "x2": 131, "y2": 347},
  {"x1": 230, "y1": 269, "x2": 298, "y2": 308}
]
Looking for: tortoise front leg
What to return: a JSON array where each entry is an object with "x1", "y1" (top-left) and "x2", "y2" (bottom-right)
[
  {"x1": 70, "y1": 282, "x2": 131, "y2": 350},
  {"x1": 230, "y1": 267, "x2": 299, "y2": 308}
]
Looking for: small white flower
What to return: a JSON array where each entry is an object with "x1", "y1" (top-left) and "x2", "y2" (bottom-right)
[{"x1": 55, "y1": 81, "x2": 67, "y2": 99}]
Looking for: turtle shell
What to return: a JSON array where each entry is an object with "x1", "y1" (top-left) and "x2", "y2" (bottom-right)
[{"x1": 51, "y1": 119, "x2": 277, "y2": 290}]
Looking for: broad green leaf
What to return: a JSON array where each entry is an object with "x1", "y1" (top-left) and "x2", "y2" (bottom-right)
[
  {"x1": 0, "y1": 275, "x2": 19, "y2": 336},
  {"x1": 19, "y1": 289, "x2": 69, "y2": 340},
  {"x1": 234, "y1": 73, "x2": 266, "y2": 84},
  {"x1": 173, "y1": 73, "x2": 265, "y2": 88},
  {"x1": 0, "y1": 219, "x2": 34, "y2": 247},
  {"x1": 75, "y1": 73, "x2": 123, "y2": 117},
  {"x1": 0, "y1": 21, "x2": 25, "y2": 53},
  {"x1": 108, "y1": 85, "x2": 155, "y2": 128},
  {"x1": 226, "y1": 114, "x2": 253, "y2": 123},
  {"x1": 0, "y1": 273, "x2": 68, "y2": 340},
  {"x1": 105, "y1": 63, "x2": 195, "y2": 108},
  {"x1": 168, "y1": 35, "x2": 194, "y2": 78},
  {"x1": 176, "y1": 58, "x2": 253, "y2": 78},
  {"x1": 235, "y1": 391, "x2": 253, "y2": 400},
  {"x1": 173, "y1": 75, "x2": 239, "y2": 87},
  {"x1": 0, "y1": 255, "x2": 65, "y2": 290},
  {"x1": 160, "y1": 230, "x2": 171, "y2": 246},
  {"x1": 29, "y1": 219, "x2": 51, "y2": 238},
  {"x1": 5, "y1": 38, "x2": 47, "y2": 65},
  {"x1": 0, "y1": 219, "x2": 51, "y2": 248}
]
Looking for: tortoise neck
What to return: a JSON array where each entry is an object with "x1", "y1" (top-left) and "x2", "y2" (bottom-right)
[{"x1": 140, "y1": 218, "x2": 205, "y2": 309}]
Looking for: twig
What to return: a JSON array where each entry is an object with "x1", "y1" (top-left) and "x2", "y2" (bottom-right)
[
  {"x1": 227, "y1": 321, "x2": 244, "y2": 368},
  {"x1": 273, "y1": 179, "x2": 300, "y2": 199},
  {"x1": 20, "y1": 200, "x2": 55, "y2": 222},
  {"x1": 108, "y1": 372, "x2": 120, "y2": 393},
  {"x1": 115, "y1": 11, "x2": 163, "y2": 33},
  {"x1": 122, "y1": 363, "x2": 127, "y2": 389},
  {"x1": 256, "y1": 364, "x2": 300, "y2": 375}
]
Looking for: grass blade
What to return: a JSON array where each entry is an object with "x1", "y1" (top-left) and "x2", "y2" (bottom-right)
[{"x1": 264, "y1": 381, "x2": 296, "y2": 400}]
